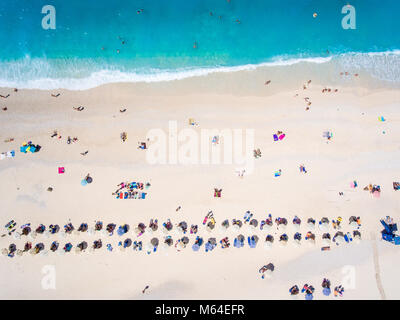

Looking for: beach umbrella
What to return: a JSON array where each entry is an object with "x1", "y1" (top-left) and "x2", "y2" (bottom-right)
[
  {"x1": 123, "y1": 238, "x2": 132, "y2": 248},
  {"x1": 164, "y1": 237, "x2": 173, "y2": 247},
  {"x1": 221, "y1": 219, "x2": 229, "y2": 230},
  {"x1": 205, "y1": 242, "x2": 213, "y2": 252},
  {"x1": 151, "y1": 237, "x2": 159, "y2": 248},
  {"x1": 265, "y1": 263, "x2": 274, "y2": 272},
  {"x1": 95, "y1": 221, "x2": 103, "y2": 231},
  {"x1": 323, "y1": 287, "x2": 331, "y2": 296},
  {"x1": 1, "y1": 248, "x2": 8, "y2": 256},
  {"x1": 78, "y1": 241, "x2": 88, "y2": 251},
  {"x1": 182, "y1": 236, "x2": 189, "y2": 245},
  {"x1": 50, "y1": 241, "x2": 59, "y2": 252},
  {"x1": 64, "y1": 243, "x2": 73, "y2": 252},
  {"x1": 86, "y1": 176, "x2": 93, "y2": 184},
  {"x1": 78, "y1": 223, "x2": 88, "y2": 232},
  {"x1": 234, "y1": 234, "x2": 244, "y2": 248},
  {"x1": 206, "y1": 221, "x2": 215, "y2": 231},
  {"x1": 249, "y1": 219, "x2": 258, "y2": 229},
  {"x1": 118, "y1": 224, "x2": 129, "y2": 236}
]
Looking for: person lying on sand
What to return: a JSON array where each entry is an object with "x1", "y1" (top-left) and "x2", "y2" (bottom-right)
[
  {"x1": 120, "y1": 108, "x2": 127, "y2": 113},
  {"x1": 73, "y1": 106, "x2": 84, "y2": 111},
  {"x1": 1, "y1": 107, "x2": 7, "y2": 111},
  {"x1": 51, "y1": 93, "x2": 60, "y2": 97},
  {"x1": 142, "y1": 285, "x2": 149, "y2": 294},
  {"x1": 264, "y1": 80, "x2": 271, "y2": 85},
  {"x1": 80, "y1": 150, "x2": 89, "y2": 156},
  {"x1": 0, "y1": 94, "x2": 10, "y2": 98}
]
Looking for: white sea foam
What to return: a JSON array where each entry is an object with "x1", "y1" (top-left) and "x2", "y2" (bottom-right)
[{"x1": 0, "y1": 51, "x2": 398, "y2": 90}]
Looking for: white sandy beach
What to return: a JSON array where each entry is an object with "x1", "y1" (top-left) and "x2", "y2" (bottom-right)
[{"x1": 0, "y1": 66, "x2": 399, "y2": 299}]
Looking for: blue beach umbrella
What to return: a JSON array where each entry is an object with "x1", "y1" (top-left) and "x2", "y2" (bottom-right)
[
  {"x1": 323, "y1": 287, "x2": 331, "y2": 296},
  {"x1": 305, "y1": 293, "x2": 314, "y2": 300}
]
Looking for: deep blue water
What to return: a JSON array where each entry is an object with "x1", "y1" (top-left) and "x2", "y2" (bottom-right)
[{"x1": 0, "y1": 0, "x2": 399, "y2": 89}]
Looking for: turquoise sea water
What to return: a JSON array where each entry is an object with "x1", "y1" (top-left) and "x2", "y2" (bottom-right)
[{"x1": 0, "y1": 0, "x2": 399, "y2": 89}]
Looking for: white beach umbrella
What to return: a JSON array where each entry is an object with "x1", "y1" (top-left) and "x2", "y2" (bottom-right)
[
  {"x1": 30, "y1": 231, "x2": 37, "y2": 239},
  {"x1": 294, "y1": 239, "x2": 301, "y2": 247},
  {"x1": 16, "y1": 249, "x2": 23, "y2": 257},
  {"x1": 2, "y1": 248, "x2": 9, "y2": 256},
  {"x1": 58, "y1": 249, "x2": 65, "y2": 256},
  {"x1": 88, "y1": 227, "x2": 94, "y2": 235},
  {"x1": 40, "y1": 250, "x2": 49, "y2": 257},
  {"x1": 44, "y1": 230, "x2": 50, "y2": 238}
]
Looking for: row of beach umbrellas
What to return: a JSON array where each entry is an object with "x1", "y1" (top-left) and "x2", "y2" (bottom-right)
[
  {"x1": 8, "y1": 216, "x2": 361, "y2": 240},
  {"x1": 2, "y1": 230, "x2": 361, "y2": 258}
]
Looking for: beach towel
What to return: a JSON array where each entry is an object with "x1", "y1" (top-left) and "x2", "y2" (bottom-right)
[
  {"x1": 278, "y1": 134, "x2": 285, "y2": 140},
  {"x1": 2, "y1": 150, "x2": 15, "y2": 159},
  {"x1": 142, "y1": 193, "x2": 146, "y2": 199},
  {"x1": 58, "y1": 167, "x2": 65, "y2": 174},
  {"x1": 81, "y1": 179, "x2": 88, "y2": 186},
  {"x1": 20, "y1": 145, "x2": 28, "y2": 153},
  {"x1": 273, "y1": 134, "x2": 278, "y2": 141},
  {"x1": 274, "y1": 170, "x2": 281, "y2": 177}
]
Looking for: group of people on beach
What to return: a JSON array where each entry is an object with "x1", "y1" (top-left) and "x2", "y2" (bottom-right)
[{"x1": 289, "y1": 279, "x2": 344, "y2": 299}]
